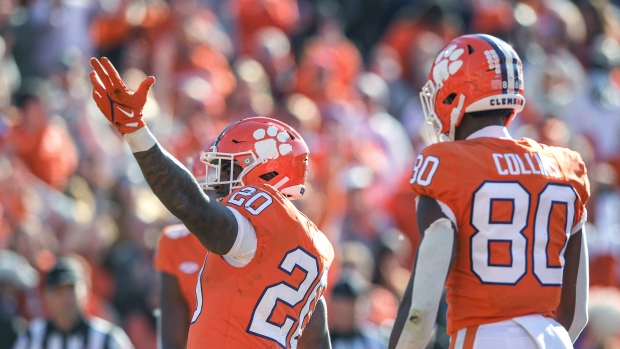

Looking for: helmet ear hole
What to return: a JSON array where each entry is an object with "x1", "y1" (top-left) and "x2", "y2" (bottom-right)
[
  {"x1": 259, "y1": 171, "x2": 279, "y2": 181},
  {"x1": 467, "y1": 44, "x2": 475, "y2": 54},
  {"x1": 443, "y1": 93, "x2": 457, "y2": 105}
]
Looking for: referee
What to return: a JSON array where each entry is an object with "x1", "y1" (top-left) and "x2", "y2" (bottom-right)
[{"x1": 12, "y1": 256, "x2": 134, "y2": 349}]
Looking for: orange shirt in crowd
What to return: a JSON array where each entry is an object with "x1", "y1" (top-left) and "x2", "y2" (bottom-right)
[
  {"x1": 231, "y1": 0, "x2": 299, "y2": 55},
  {"x1": 14, "y1": 124, "x2": 78, "y2": 191},
  {"x1": 295, "y1": 34, "x2": 362, "y2": 103}
]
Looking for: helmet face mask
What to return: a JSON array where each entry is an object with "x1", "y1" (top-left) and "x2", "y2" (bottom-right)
[
  {"x1": 420, "y1": 34, "x2": 526, "y2": 143},
  {"x1": 420, "y1": 80, "x2": 443, "y2": 144},
  {"x1": 200, "y1": 149, "x2": 258, "y2": 192},
  {"x1": 198, "y1": 117, "x2": 309, "y2": 200}
]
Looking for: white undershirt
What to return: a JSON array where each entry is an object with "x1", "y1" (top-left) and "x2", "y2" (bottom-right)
[
  {"x1": 466, "y1": 125, "x2": 513, "y2": 140},
  {"x1": 223, "y1": 207, "x2": 257, "y2": 267}
]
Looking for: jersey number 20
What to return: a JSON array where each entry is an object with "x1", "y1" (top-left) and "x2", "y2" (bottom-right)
[{"x1": 248, "y1": 247, "x2": 328, "y2": 348}]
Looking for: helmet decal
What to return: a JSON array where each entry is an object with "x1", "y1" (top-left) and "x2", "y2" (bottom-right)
[
  {"x1": 432, "y1": 44, "x2": 465, "y2": 85},
  {"x1": 475, "y1": 34, "x2": 521, "y2": 94},
  {"x1": 485, "y1": 49, "x2": 501, "y2": 75},
  {"x1": 253, "y1": 125, "x2": 293, "y2": 160}
]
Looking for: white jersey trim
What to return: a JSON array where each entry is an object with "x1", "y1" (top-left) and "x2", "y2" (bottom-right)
[
  {"x1": 571, "y1": 209, "x2": 587, "y2": 235},
  {"x1": 437, "y1": 200, "x2": 457, "y2": 226},
  {"x1": 223, "y1": 206, "x2": 257, "y2": 268}
]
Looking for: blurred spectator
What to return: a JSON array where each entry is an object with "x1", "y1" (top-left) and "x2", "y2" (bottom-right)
[
  {"x1": 295, "y1": 17, "x2": 362, "y2": 104},
  {"x1": 250, "y1": 26, "x2": 297, "y2": 98},
  {"x1": 329, "y1": 271, "x2": 386, "y2": 349},
  {"x1": 12, "y1": 82, "x2": 78, "y2": 191},
  {"x1": 13, "y1": 256, "x2": 133, "y2": 349},
  {"x1": 340, "y1": 241, "x2": 376, "y2": 282},
  {"x1": 11, "y1": 0, "x2": 100, "y2": 78},
  {"x1": 371, "y1": 229, "x2": 411, "y2": 299},
  {"x1": 586, "y1": 163, "x2": 620, "y2": 288},
  {"x1": 578, "y1": 287, "x2": 620, "y2": 349},
  {"x1": 468, "y1": 0, "x2": 515, "y2": 38},
  {"x1": 378, "y1": 2, "x2": 461, "y2": 83},
  {"x1": 229, "y1": 0, "x2": 299, "y2": 55},
  {"x1": 563, "y1": 64, "x2": 620, "y2": 178},
  {"x1": 226, "y1": 57, "x2": 274, "y2": 120},
  {"x1": 0, "y1": 249, "x2": 38, "y2": 348},
  {"x1": 352, "y1": 72, "x2": 413, "y2": 182}
]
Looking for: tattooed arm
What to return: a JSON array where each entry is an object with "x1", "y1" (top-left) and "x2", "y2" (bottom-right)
[
  {"x1": 89, "y1": 57, "x2": 237, "y2": 254},
  {"x1": 132, "y1": 143, "x2": 237, "y2": 254}
]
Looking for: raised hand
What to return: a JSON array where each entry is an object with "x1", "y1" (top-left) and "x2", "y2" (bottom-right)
[{"x1": 89, "y1": 57, "x2": 155, "y2": 135}]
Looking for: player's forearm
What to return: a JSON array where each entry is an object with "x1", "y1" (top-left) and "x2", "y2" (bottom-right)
[
  {"x1": 395, "y1": 308, "x2": 436, "y2": 349},
  {"x1": 389, "y1": 296, "x2": 412, "y2": 349},
  {"x1": 161, "y1": 337, "x2": 187, "y2": 349},
  {"x1": 394, "y1": 218, "x2": 454, "y2": 349},
  {"x1": 126, "y1": 128, "x2": 236, "y2": 254},
  {"x1": 159, "y1": 273, "x2": 190, "y2": 349},
  {"x1": 554, "y1": 229, "x2": 589, "y2": 342},
  {"x1": 298, "y1": 297, "x2": 332, "y2": 349},
  {"x1": 568, "y1": 231, "x2": 589, "y2": 341},
  {"x1": 132, "y1": 143, "x2": 204, "y2": 220}
]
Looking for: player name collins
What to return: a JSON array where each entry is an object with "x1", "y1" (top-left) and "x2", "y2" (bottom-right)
[{"x1": 492, "y1": 153, "x2": 562, "y2": 178}]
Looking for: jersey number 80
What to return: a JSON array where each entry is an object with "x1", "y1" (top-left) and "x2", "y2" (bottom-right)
[
  {"x1": 411, "y1": 154, "x2": 580, "y2": 286},
  {"x1": 471, "y1": 181, "x2": 577, "y2": 286}
]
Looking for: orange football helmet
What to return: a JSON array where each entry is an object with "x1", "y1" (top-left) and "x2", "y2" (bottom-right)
[
  {"x1": 200, "y1": 117, "x2": 309, "y2": 199},
  {"x1": 420, "y1": 34, "x2": 525, "y2": 143}
]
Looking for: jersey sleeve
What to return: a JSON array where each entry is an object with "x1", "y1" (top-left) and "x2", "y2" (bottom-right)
[
  {"x1": 153, "y1": 225, "x2": 187, "y2": 275},
  {"x1": 221, "y1": 185, "x2": 286, "y2": 248},
  {"x1": 565, "y1": 150, "x2": 590, "y2": 234},
  {"x1": 409, "y1": 144, "x2": 459, "y2": 219}
]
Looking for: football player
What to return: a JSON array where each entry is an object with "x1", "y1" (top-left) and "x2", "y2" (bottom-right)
[
  {"x1": 89, "y1": 57, "x2": 334, "y2": 349},
  {"x1": 389, "y1": 34, "x2": 590, "y2": 349},
  {"x1": 153, "y1": 151, "x2": 208, "y2": 349}
]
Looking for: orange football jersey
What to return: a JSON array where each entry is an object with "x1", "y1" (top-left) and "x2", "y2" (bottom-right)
[
  {"x1": 154, "y1": 224, "x2": 207, "y2": 316},
  {"x1": 187, "y1": 184, "x2": 334, "y2": 349},
  {"x1": 409, "y1": 136, "x2": 589, "y2": 336}
]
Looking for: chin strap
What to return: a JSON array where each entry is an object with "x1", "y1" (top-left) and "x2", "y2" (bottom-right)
[{"x1": 447, "y1": 94, "x2": 466, "y2": 142}]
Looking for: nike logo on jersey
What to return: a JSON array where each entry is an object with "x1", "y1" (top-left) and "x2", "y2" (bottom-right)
[{"x1": 116, "y1": 105, "x2": 135, "y2": 118}]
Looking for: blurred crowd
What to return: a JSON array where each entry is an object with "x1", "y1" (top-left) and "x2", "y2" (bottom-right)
[{"x1": 0, "y1": 0, "x2": 620, "y2": 348}]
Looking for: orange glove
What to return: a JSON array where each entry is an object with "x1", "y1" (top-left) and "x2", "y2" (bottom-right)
[{"x1": 89, "y1": 57, "x2": 155, "y2": 135}]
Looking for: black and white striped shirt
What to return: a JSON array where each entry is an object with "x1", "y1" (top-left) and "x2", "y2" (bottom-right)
[{"x1": 12, "y1": 316, "x2": 133, "y2": 349}]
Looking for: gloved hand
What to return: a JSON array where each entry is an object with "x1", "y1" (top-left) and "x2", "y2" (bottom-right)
[{"x1": 89, "y1": 57, "x2": 155, "y2": 135}]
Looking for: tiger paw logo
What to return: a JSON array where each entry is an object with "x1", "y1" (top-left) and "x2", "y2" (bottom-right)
[
  {"x1": 432, "y1": 44, "x2": 464, "y2": 85},
  {"x1": 253, "y1": 125, "x2": 293, "y2": 160}
]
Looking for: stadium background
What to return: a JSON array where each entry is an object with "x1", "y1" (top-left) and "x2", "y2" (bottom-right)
[{"x1": 0, "y1": 0, "x2": 620, "y2": 348}]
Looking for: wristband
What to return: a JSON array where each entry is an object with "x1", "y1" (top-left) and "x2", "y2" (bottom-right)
[{"x1": 124, "y1": 127, "x2": 157, "y2": 153}]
